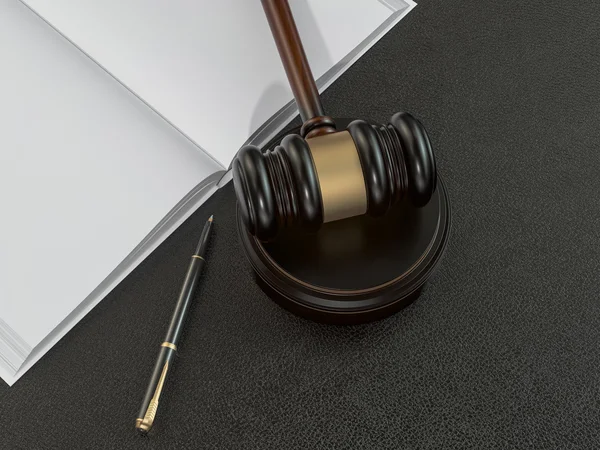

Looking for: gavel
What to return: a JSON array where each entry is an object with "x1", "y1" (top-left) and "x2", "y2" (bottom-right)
[{"x1": 233, "y1": 0, "x2": 437, "y2": 241}]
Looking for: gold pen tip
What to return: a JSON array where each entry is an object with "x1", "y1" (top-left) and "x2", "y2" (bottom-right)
[{"x1": 208, "y1": 215, "x2": 214, "y2": 222}]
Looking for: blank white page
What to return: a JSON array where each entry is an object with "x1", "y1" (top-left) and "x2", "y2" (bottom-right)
[
  {"x1": 21, "y1": 0, "x2": 395, "y2": 167},
  {"x1": 0, "y1": 1, "x2": 221, "y2": 349}
]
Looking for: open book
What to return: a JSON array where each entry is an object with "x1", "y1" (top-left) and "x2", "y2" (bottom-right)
[{"x1": 0, "y1": 0, "x2": 416, "y2": 385}]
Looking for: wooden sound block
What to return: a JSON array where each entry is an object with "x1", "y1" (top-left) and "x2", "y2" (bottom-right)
[{"x1": 236, "y1": 120, "x2": 451, "y2": 324}]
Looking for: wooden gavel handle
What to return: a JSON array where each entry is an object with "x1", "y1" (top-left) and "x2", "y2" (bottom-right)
[{"x1": 261, "y1": 0, "x2": 337, "y2": 138}]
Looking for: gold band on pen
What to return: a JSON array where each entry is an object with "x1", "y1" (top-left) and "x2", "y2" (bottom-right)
[
  {"x1": 191, "y1": 255, "x2": 205, "y2": 261},
  {"x1": 161, "y1": 342, "x2": 177, "y2": 351}
]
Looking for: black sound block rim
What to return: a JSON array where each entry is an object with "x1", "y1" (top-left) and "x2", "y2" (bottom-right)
[{"x1": 237, "y1": 176, "x2": 450, "y2": 324}]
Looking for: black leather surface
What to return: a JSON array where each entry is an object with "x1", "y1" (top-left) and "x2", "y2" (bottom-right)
[{"x1": 2, "y1": 0, "x2": 600, "y2": 448}]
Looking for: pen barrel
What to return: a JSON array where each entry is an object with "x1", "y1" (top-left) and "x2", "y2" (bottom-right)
[
  {"x1": 136, "y1": 218, "x2": 212, "y2": 433},
  {"x1": 165, "y1": 256, "x2": 205, "y2": 345},
  {"x1": 137, "y1": 256, "x2": 204, "y2": 431}
]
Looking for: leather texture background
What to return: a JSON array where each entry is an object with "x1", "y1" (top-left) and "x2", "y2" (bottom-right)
[{"x1": 2, "y1": 0, "x2": 600, "y2": 448}]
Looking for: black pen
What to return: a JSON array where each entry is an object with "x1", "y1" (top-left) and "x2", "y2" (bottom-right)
[{"x1": 136, "y1": 215, "x2": 214, "y2": 434}]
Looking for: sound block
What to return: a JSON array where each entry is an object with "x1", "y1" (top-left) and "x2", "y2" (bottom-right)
[{"x1": 236, "y1": 119, "x2": 451, "y2": 325}]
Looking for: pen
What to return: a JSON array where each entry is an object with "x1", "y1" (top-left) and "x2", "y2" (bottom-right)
[{"x1": 135, "y1": 215, "x2": 214, "y2": 434}]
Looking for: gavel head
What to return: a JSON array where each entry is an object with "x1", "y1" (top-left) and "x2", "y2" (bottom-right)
[{"x1": 233, "y1": 112, "x2": 437, "y2": 241}]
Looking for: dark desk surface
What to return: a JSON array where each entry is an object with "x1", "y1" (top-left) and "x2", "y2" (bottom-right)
[{"x1": 3, "y1": 0, "x2": 600, "y2": 448}]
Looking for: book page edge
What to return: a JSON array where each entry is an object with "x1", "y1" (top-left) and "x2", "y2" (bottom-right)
[{"x1": 2, "y1": 173, "x2": 223, "y2": 387}]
